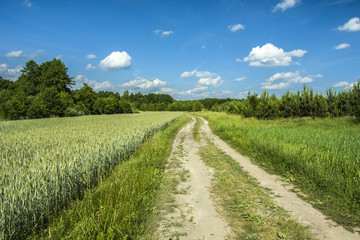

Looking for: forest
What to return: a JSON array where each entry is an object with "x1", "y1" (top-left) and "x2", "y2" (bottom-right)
[{"x1": 0, "y1": 59, "x2": 359, "y2": 121}]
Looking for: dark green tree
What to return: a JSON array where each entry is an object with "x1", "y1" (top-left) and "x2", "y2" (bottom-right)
[{"x1": 74, "y1": 83, "x2": 97, "y2": 114}]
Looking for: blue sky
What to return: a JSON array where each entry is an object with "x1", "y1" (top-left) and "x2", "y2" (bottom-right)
[{"x1": 1, "y1": 0, "x2": 359, "y2": 100}]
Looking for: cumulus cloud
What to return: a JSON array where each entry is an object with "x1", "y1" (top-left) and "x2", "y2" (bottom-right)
[
  {"x1": 99, "y1": 51, "x2": 131, "y2": 71},
  {"x1": 156, "y1": 87, "x2": 177, "y2": 94},
  {"x1": 55, "y1": 54, "x2": 62, "y2": 60},
  {"x1": 75, "y1": 74, "x2": 115, "y2": 91},
  {"x1": 5, "y1": 50, "x2": 23, "y2": 58},
  {"x1": 180, "y1": 70, "x2": 197, "y2": 78},
  {"x1": 0, "y1": 63, "x2": 23, "y2": 80},
  {"x1": 235, "y1": 57, "x2": 242, "y2": 62},
  {"x1": 198, "y1": 76, "x2": 223, "y2": 86},
  {"x1": 121, "y1": 77, "x2": 167, "y2": 91},
  {"x1": 235, "y1": 77, "x2": 247, "y2": 81},
  {"x1": 261, "y1": 71, "x2": 322, "y2": 90},
  {"x1": 228, "y1": 24, "x2": 245, "y2": 32},
  {"x1": 334, "y1": 43, "x2": 350, "y2": 50},
  {"x1": 23, "y1": 0, "x2": 32, "y2": 7},
  {"x1": 86, "y1": 54, "x2": 96, "y2": 59},
  {"x1": 338, "y1": 17, "x2": 360, "y2": 32},
  {"x1": 238, "y1": 91, "x2": 250, "y2": 99},
  {"x1": 243, "y1": 43, "x2": 307, "y2": 67},
  {"x1": 154, "y1": 29, "x2": 174, "y2": 37},
  {"x1": 28, "y1": 50, "x2": 46, "y2": 59},
  {"x1": 201, "y1": 45, "x2": 206, "y2": 49},
  {"x1": 4, "y1": 49, "x2": 46, "y2": 59},
  {"x1": 334, "y1": 81, "x2": 350, "y2": 88},
  {"x1": 180, "y1": 86, "x2": 208, "y2": 95},
  {"x1": 86, "y1": 63, "x2": 96, "y2": 70},
  {"x1": 273, "y1": 0, "x2": 300, "y2": 12},
  {"x1": 180, "y1": 70, "x2": 223, "y2": 87},
  {"x1": 222, "y1": 90, "x2": 232, "y2": 95}
]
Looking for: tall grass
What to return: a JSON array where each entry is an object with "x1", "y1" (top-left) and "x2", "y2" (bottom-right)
[
  {"x1": 34, "y1": 114, "x2": 190, "y2": 239},
  {"x1": 0, "y1": 112, "x2": 181, "y2": 239},
  {"x1": 201, "y1": 112, "x2": 360, "y2": 229}
]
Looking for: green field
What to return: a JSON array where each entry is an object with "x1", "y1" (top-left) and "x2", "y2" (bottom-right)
[
  {"x1": 0, "y1": 112, "x2": 182, "y2": 239},
  {"x1": 201, "y1": 112, "x2": 360, "y2": 229}
]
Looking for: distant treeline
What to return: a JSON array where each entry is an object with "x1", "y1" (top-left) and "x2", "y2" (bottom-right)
[
  {"x1": 0, "y1": 59, "x2": 134, "y2": 120},
  {"x1": 1, "y1": 59, "x2": 359, "y2": 121},
  {"x1": 214, "y1": 84, "x2": 360, "y2": 121}
]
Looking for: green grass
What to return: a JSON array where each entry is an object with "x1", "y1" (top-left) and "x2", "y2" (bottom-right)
[
  {"x1": 30, "y1": 114, "x2": 190, "y2": 239},
  {"x1": 0, "y1": 112, "x2": 182, "y2": 239},
  {"x1": 192, "y1": 116, "x2": 203, "y2": 142},
  {"x1": 199, "y1": 141, "x2": 314, "y2": 240},
  {"x1": 200, "y1": 112, "x2": 360, "y2": 229}
]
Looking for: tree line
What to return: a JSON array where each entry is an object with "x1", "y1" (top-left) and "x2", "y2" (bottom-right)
[
  {"x1": 212, "y1": 83, "x2": 360, "y2": 122},
  {"x1": 0, "y1": 59, "x2": 133, "y2": 120},
  {"x1": 1, "y1": 59, "x2": 359, "y2": 122}
]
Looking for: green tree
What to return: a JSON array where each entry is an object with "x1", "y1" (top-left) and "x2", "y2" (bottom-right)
[
  {"x1": 192, "y1": 101, "x2": 203, "y2": 112},
  {"x1": 310, "y1": 94, "x2": 328, "y2": 119},
  {"x1": 74, "y1": 83, "x2": 97, "y2": 114},
  {"x1": 280, "y1": 91, "x2": 300, "y2": 118},
  {"x1": 37, "y1": 59, "x2": 74, "y2": 93},
  {"x1": 256, "y1": 91, "x2": 279, "y2": 119},
  {"x1": 16, "y1": 60, "x2": 41, "y2": 96}
]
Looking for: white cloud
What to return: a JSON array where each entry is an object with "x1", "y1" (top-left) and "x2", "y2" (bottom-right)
[
  {"x1": 222, "y1": 90, "x2": 232, "y2": 94},
  {"x1": 0, "y1": 63, "x2": 23, "y2": 80},
  {"x1": 55, "y1": 54, "x2": 62, "y2": 60},
  {"x1": 86, "y1": 54, "x2": 96, "y2": 59},
  {"x1": 180, "y1": 70, "x2": 197, "y2": 78},
  {"x1": 121, "y1": 77, "x2": 167, "y2": 91},
  {"x1": 346, "y1": 81, "x2": 358, "y2": 89},
  {"x1": 263, "y1": 82, "x2": 291, "y2": 90},
  {"x1": 243, "y1": 43, "x2": 307, "y2": 67},
  {"x1": 273, "y1": 0, "x2": 300, "y2": 12},
  {"x1": 5, "y1": 50, "x2": 23, "y2": 57},
  {"x1": 28, "y1": 49, "x2": 46, "y2": 59},
  {"x1": 4, "y1": 49, "x2": 46, "y2": 59},
  {"x1": 86, "y1": 63, "x2": 96, "y2": 70},
  {"x1": 180, "y1": 70, "x2": 223, "y2": 87},
  {"x1": 235, "y1": 77, "x2": 246, "y2": 81},
  {"x1": 178, "y1": 86, "x2": 209, "y2": 97},
  {"x1": 23, "y1": 0, "x2": 32, "y2": 7},
  {"x1": 309, "y1": 74, "x2": 323, "y2": 78},
  {"x1": 228, "y1": 24, "x2": 245, "y2": 32},
  {"x1": 74, "y1": 74, "x2": 115, "y2": 91},
  {"x1": 261, "y1": 71, "x2": 322, "y2": 90},
  {"x1": 196, "y1": 71, "x2": 217, "y2": 78},
  {"x1": 334, "y1": 81, "x2": 350, "y2": 88},
  {"x1": 154, "y1": 29, "x2": 174, "y2": 37},
  {"x1": 235, "y1": 57, "x2": 242, "y2": 62},
  {"x1": 338, "y1": 17, "x2": 360, "y2": 32},
  {"x1": 238, "y1": 91, "x2": 250, "y2": 99},
  {"x1": 99, "y1": 51, "x2": 131, "y2": 71},
  {"x1": 334, "y1": 43, "x2": 351, "y2": 50},
  {"x1": 156, "y1": 87, "x2": 177, "y2": 94},
  {"x1": 201, "y1": 45, "x2": 206, "y2": 49},
  {"x1": 198, "y1": 76, "x2": 223, "y2": 87}
]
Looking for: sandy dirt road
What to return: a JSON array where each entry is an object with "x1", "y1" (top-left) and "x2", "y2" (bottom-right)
[
  {"x1": 157, "y1": 116, "x2": 359, "y2": 240},
  {"x1": 157, "y1": 118, "x2": 230, "y2": 239}
]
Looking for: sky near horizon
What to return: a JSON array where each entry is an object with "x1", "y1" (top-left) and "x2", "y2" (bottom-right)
[{"x1": 1, "y1": 0, "x2": 360, "y2": 100}]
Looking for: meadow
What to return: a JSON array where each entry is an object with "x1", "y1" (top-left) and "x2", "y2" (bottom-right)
[
  {"x1": 0, "y1": 112, "x2": 182, "y2": 239},
  {"x1": 201, "y1": 112, "x2": 360, "y2": 229}
]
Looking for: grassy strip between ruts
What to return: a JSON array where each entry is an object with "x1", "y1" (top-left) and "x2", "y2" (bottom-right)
[
  {"x1": 30, "y1": 114, "x2": 190, "y2": 240},
  {"x1": 200, "y1": 112, "x2": 360, "y2": 230},
  {"x1": 198, "y1": 139, "x2": 315, "y2": 240},
  {"x1": 192, "y1": 116, "x2": 202, "y2": 142}
]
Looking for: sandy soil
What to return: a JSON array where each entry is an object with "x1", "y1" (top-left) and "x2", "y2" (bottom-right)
[
  {"x1": 157, "y1": 118, "x2": 230, "y2": 239},
  {"x1": 201, "y1": 117, "x2": 360, "y2": 240}
]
